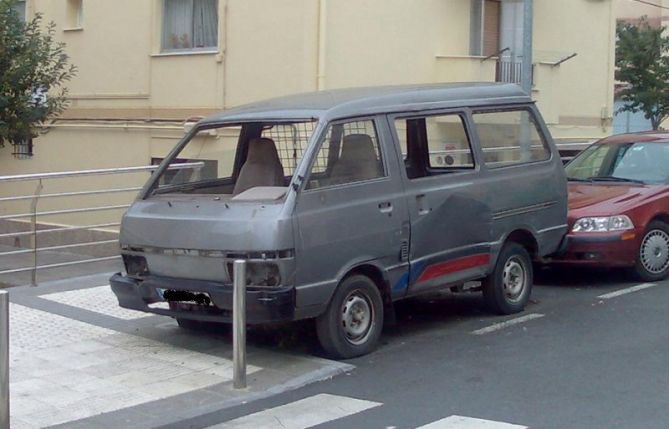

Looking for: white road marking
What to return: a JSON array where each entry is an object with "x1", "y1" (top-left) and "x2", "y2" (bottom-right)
[
  {"x1": 597, "y1": 283, "x2": 657, "y2": 300},
  {"x1": 208, "y1": 393, "x2": 381, "y2": 429},
  {"x1": 41, "y1": 285, "x2": 152, "y2": 320},
  {"x1": 471, "y1": 313, "x2": 544, "y2": 335},
  {"x1": 417, "y1": 415, "x2": 527, "y2": 429}
]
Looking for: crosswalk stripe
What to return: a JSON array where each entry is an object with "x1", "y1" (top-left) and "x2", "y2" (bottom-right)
[
  {"x1": 207, "y1": 393, "x2": 382, "y2": 429},
  {"x1": 416, "y1": 415, "x2": 527, "y2": 429}
]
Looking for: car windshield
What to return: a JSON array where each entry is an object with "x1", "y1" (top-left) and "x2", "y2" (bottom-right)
[{"x1": 565, "y1": 141, "x2": 669, "y2": 184}]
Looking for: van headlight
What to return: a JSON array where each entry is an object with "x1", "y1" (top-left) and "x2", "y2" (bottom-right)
[
  {"x1": 572, "y1": 215, "x2": 634, "y2": 232},
  {"x1": 246, "y1": 263, "x2": 281, "y2": 287}
]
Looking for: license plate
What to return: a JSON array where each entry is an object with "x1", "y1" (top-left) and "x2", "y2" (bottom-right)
[{"x1": 157, "y1": 288, "x2": 212, "y2": 306}]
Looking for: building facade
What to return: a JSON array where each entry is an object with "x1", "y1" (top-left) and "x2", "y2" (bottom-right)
[{"x1": 0, "y1": 0, "x2": 616, "y2": 220}]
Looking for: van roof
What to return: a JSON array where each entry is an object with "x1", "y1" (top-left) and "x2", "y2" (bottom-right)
[{"x1": 200, "y1": 82, "x2": 530, "y2": 125}]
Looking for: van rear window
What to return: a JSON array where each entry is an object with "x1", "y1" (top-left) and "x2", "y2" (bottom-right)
[{"x1": 472, "y1": 110, "x2": 550, "y2": 168}]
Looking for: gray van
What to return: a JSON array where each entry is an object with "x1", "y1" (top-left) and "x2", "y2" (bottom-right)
[{"x1": 110, "y1": 83, "x2": 567, "y2": 358}]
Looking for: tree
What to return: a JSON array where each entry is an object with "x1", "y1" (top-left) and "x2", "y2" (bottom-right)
[
  {"x1": 616, "y1": 18, "x2": 669, "y2": 130},
  {"x1": 0, "y1": 0, "x2": 76, "y2": 152}
]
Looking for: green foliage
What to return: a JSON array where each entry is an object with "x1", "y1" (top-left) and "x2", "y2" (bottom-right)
[
  {"x1": 616, "y1": 18, "x2": 669, "y2": 130},
  {"x1": 0, "y1": 0, "x2": 76, "y2": 149}
]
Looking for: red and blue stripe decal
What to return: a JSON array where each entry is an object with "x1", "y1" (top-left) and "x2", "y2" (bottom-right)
[{"x1": 416, "y1": 254, "x2": 491, "y2": 283}]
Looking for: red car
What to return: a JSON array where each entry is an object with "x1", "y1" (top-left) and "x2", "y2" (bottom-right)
[{"x1": 555, "y1": 132, "x2": 669, "y2": 281}]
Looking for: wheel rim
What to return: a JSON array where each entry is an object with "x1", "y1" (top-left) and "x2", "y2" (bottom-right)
[
  {"x1": 340, "y1": 290, "x2": 374, "y2": 346},
  {"x1": 640, "y1": 229, "x2": 669, "y2": 274},
  {"x1": 502, "y1": 257, "x2": 527, "y2": 303}
]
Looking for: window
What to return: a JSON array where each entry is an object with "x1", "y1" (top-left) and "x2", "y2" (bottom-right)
[
  {"x1": 564, "y1": 145, "x2": 611, "y2": 181},
  {"x1": 261, "y1": 122, "x2": 317, "y2": 176},
  {"x1": 12, "y1": 139, "x2": 33, "y2": 159},
  {"x1": 150, "y1": 121, "x2": 317, "y2": 196},
  {"x1": 565, "y1": 143, "x2": 669, "y2": 184},
  {"x1": 66, "y1": 0, "x2": 83, "y2": 28},
  {"x1": 162, "y1": 0, "x2": 218, "y2": 52},
  {"x1": 306, "y1": 120, "x2": 385, "y2": 190},
  {"x1": 12, "y1": 0, "x2": 26, "y2": 21},
  {"x1": 395, "y1": 113, "x2": 474, "y2": 179},
  {"x1": 472, "y1": 109, "x2": 550, "y2": 168},
  {"x1": 470, "y1": 0, "x2": 501, "y2": 56},
  {"x1": 151, "y1": 157, "x2": 218, "y2": 187}
]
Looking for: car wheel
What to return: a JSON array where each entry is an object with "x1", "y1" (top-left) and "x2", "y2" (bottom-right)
[
  {"x1": 316, "y1": 274, "x2": 384, "y2": 359},
  {"x1": 634, "y1": 221, "x2": 669, "y2": 281},
  {"x1": 482, "y1": 243, "x2": 533, "y2": 315}
]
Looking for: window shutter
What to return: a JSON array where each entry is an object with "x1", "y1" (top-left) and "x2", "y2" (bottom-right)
[{"x1": 482, "y1": 0, "x2": 500, "y2": 57}]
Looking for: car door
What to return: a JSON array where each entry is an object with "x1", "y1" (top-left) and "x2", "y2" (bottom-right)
[
  {"x1": 390, "y1": 110, "x2": 493, "y2": 296},
  {"x1": 293, "y1": 117, "x2": 410, "y2": 308}
]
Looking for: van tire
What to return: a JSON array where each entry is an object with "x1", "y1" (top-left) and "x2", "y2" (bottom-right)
[
  {"x1": 633, "y1": 220, "x2": 669, "y2": 281},
  {"x1": 316, "y1": 275, "x2": 384, "y2": 359},
  {"x1": 482, "y1": 243, "x2": 533, "y2": 315}
]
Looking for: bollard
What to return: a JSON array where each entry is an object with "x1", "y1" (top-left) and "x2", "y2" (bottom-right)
[
  {"x1": 232, "y1": 260, "x2": 247, "y2": 389},
  {"x1": 0, "y1": 291, "x2": 8, "y2": 429}
]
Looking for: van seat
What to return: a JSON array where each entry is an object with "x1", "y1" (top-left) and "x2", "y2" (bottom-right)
[
  {"x1": 330, "y1": 134, "x2": 382, "y2": 184},
  {"x1": 233, "y1": 137, "x2": 285, "y2": 195}
]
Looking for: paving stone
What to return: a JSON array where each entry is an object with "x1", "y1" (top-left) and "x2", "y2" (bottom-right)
[
  {"x1": 7, "y1": 277, "x2": 351, "y2": 429},
  {"x1": 40, "y1": 285, "x2": 152, "y2": 320}
]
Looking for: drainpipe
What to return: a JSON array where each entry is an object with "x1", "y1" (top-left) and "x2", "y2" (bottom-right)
[
  {"x1": 316, "y1": 0, "x2": 327, "y2": 90},
  {"x1": 221, "y1": 0, "x2": 229, "y2": 109},
  {"x1": 521, "y1": 0, "x2": 533, "y2": 95}
]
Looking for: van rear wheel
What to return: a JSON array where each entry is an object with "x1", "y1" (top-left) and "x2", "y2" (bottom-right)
[
  {"x1": 316, "y1": 275, "x2": 384, "y2": 359},
  {"x1": 482, "y1": 243, "x2": 533, "y2": 315}
]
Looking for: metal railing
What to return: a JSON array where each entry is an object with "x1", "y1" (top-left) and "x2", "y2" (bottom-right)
[
  {"x1": 0, "y1": 163, "x2": 203, "y2": 286},
  {"x1": 495, "y1": 59, "x2": 534, "y2": 86}
]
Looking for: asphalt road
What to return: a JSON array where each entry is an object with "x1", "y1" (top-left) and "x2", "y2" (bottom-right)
[{"x1": 162, "y1": 267, "x2": 669, "y2": 429}]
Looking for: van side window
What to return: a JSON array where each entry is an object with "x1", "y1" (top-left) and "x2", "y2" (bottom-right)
[
  {"x1": 472, "y1": 109, "x2": 550, "y2": 168},
  {"x1": 306, "y1": 120, "x2": 385, "y2": 190},
  {"x1": 394, "y1": 113, "x2": 474, "y2": 179}
]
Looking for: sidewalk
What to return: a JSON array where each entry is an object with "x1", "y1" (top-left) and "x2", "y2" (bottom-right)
[{"x1": 6, "y1": 273, "x2": 353, "y2": 429}]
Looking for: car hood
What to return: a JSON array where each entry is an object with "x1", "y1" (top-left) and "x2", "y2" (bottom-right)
[{"x1": 568, "y1": 182, "x2": 657, "y2": 217}]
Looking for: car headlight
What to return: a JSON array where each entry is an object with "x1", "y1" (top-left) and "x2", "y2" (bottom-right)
[{"x1": 572, "y1": 215, "x2": 634, "y2": 232}]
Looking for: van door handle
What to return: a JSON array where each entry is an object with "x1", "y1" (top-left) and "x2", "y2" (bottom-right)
[
  {"x1": 416, "y1": 194, "x2": 430, "y2": 216},
  {"x1": 378, "y1": 201, "x2": 393, "y2": 214}
]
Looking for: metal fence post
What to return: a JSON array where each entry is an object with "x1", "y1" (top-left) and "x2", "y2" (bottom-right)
[
  {"x1": 233, "y1": 260, "x2": 247, "y2": 389},
  {"x1": 0, "y1": 290, "x2": 9, "y2": 429},
  {"x1": 30, "y1": 179, "x2": 43, "y2": 287}
]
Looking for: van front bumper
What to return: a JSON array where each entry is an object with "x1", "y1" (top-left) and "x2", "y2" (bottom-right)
[{"x1": 109, "y1": 273, "x2": 295, "y2": 324}]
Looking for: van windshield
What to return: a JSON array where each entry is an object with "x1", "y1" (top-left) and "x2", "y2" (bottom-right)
[{"x1": 149, "y1": 121, "x2": 317, "y2": 197}]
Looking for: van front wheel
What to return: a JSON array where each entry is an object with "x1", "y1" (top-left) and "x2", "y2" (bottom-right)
[
  {"x1": 482, "y1": 243, "x2": 533, "y2": 315},
  {"x1": 316, "y1": 275, "x2": 384, "y2": 359}
]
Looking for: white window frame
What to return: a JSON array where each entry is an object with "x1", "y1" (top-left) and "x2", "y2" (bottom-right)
[{"x1": 161, "y1": 0, "x2": 219, "y2": 53}]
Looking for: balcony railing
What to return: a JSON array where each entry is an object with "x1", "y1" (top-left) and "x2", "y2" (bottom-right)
[{"x1": 495, "y1": 59, "x2": 535, "y2": 86}]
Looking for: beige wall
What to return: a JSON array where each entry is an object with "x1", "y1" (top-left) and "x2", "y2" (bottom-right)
[
  {"x1": 0, "y1": 0, "x2": 618, "y2": 224},
  {"x1": 617, "y1": 0, "x2": 669, "y2": 25}
]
